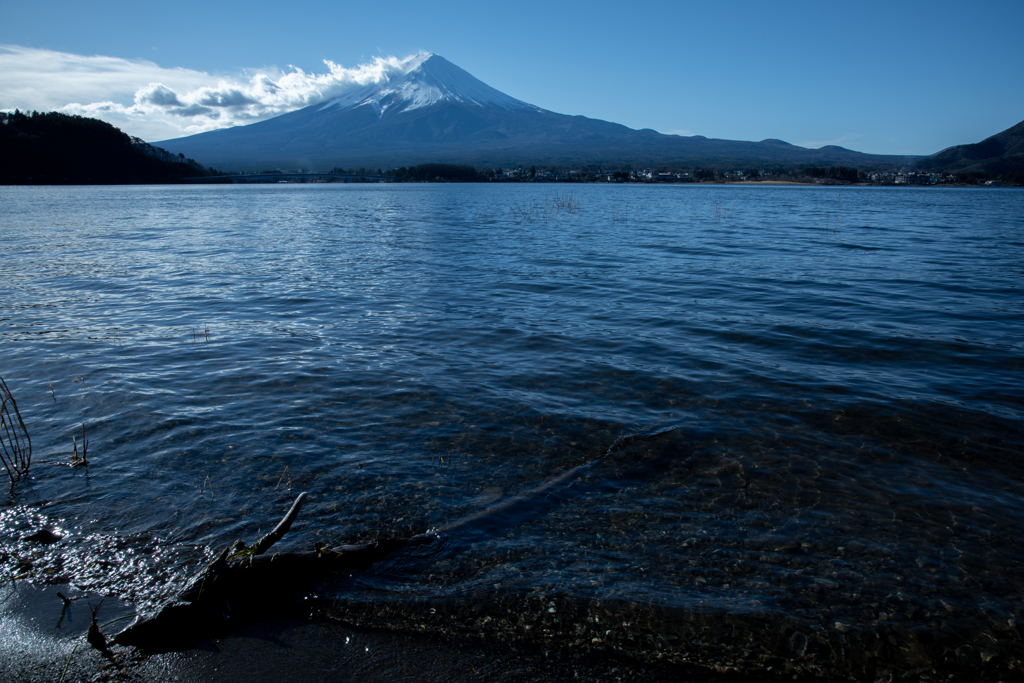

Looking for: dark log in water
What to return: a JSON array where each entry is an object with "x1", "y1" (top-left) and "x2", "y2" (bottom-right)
[
  {"x1": 115, "y1": 427, "x2": 677, "y2": 651},
  {"x1": 114, "y1": 494, "x2": 421, "y2": 649}
]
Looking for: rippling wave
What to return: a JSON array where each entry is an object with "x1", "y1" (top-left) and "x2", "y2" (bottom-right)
[{"x1": 1, "y1": 184, "x2": 1022, "y2": 679}]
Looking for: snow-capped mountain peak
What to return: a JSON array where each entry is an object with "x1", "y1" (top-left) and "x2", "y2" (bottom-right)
[{"x1": 319, "y1": 53, "x2": 534, "y2": 115}]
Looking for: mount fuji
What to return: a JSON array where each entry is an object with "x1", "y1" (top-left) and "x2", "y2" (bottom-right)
[{"x1": 157, "y1": 54, "x2": 918, "y2": 171}]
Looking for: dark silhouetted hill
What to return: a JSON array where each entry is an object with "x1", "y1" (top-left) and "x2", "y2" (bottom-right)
[
  {"x1": 0, "y1": 110, "x2": 222, "y2": 184},
  {"x1": 912, "y1": 119, "x2": 1024, "y2": 175}
]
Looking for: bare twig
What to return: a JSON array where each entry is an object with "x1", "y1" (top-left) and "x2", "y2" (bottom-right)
[
  {"x1": 508, "y1": 196, "x2": 534, "y2": 221},
  {"x1": 274, "y1": 465, "x2": 291, "y2": 491},
  {"x1": 87, "y1": 599, "x2": 112, "y2": 657},
  {"x1": 0, "y1": 377, "x2": 32, "y2": 484},
  {"x1": 612, "y1": 201, "x2": 631, "y2": 222},
  {"x1": 432, "y1": 450, "x2": 453, "y2": 468},
  {"x1": 199, "y1": 475, "x2": 214, "y2": 499},
  {"x1": 70, "y1": 423, "x2": 89, "y2": 468},
  {"x1": 0, "y1": 572, "x2": 31, "y2": 584},
  {"x1": 551, "y1": 190, "x2": 581, "y2": 215},
  {"x1": 58, "y1": 611, "x2": 136, "y2": 683},
  {"x1": 56, "y1": 591, "x2": 75, "y2": 629}
]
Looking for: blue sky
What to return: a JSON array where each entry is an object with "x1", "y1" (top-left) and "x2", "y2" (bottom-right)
[{"x1": 1, "y1": 0, "x2": 1022, "y2": 154}]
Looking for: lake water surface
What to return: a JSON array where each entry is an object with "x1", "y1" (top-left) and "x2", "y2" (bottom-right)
[{"x1": 1, "y1": 184, "x2": 1022, "y2": 679}]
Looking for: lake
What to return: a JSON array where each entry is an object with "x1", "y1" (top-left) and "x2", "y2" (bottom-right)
[{"x1": 1, "y1": 183, "x2": 1022, "y2": 679}]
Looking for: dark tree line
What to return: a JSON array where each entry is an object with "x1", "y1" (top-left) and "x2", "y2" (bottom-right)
[
  {"x1": 802, "y1": 166, "x2": 860, "y2": 182},
  {"x1": 0, "y1": 110, "x2": 221, "y2": 184},
  {"x1": 387, "y1": 163, "x2": 484, "y2": 182},
  {"x1": 953, "y1": 171, "x2": 1024, "y2": 186},
  {"x1": 327, "y1": 166, "x2": 386, "y2": 176}
]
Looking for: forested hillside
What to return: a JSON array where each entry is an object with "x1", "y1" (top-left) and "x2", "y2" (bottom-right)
[{"x1": 0, "y1": 111, "x2": 222, "y2": 184}]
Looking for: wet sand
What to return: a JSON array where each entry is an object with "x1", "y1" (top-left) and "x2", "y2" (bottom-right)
[{"x1": 2, "y1": 581, "x2": 763, "y2": 683}]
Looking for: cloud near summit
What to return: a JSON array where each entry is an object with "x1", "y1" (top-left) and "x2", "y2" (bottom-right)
[{"x1": 0, "y1": 45, "x2": 419, "y2": 141}]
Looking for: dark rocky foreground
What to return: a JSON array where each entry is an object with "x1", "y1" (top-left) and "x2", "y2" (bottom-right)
[
  {"x1": 6, "y1": 578, "x2": 1020, "y2": 683},
  {"x1": 2, "y1": 581, "x2": 779, "y2": 683},
  {"x1": 4, "y1": 434, "x2": 1021, "y2": 682},
  {"x1": 5, "y1": 504, "x2": 1020, "y2": 683},
  {"x1": 4, "y1": 433, "x2": 1023, "y2": 682}
]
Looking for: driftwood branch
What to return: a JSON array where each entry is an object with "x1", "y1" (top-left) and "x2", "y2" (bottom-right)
[
  {"x1": 251, "y1": 492, "x2": 305, "y2": 556},
  {"x1": 114, "y1": 492, "x2": 413, "y2": 650},
  {"x1": 115, "y1": 426, "x2": 678, "y2": 651}
]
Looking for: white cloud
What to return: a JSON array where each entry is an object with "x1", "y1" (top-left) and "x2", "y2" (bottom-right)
[
  {"x1": 0, "y1": 44, "x2": 417, "y2": 142},
  {"x1": 662, "y1": 129, "x2": 693, "y2": 137}
]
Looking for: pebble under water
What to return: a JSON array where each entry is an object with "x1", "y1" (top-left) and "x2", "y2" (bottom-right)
[{"x1": 1, "y1": 183, "x2": 1022, "y2": 681}]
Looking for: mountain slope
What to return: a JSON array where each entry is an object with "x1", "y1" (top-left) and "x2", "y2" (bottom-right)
[
  {"x1": 316, "y1": 52, "x2": 532, "y2": 115},
  {"x1": 157, "y1": 54, "x2": 919, "y2": 171},
  {"x1": 911, "y1": 119, "x2": 1024, "y2": 175}
]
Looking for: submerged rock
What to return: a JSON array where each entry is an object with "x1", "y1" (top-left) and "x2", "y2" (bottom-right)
[{"x1": 23, "y1": 529, "x2": 62, "y2": 544}]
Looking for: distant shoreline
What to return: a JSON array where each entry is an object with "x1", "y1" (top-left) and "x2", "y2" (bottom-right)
[
  {"x1": 3, "y1": 180, "x2": 1018, "y2": 188},
  {"x1": 730, "y1": 180, "x2": 814, "y2": 185}
]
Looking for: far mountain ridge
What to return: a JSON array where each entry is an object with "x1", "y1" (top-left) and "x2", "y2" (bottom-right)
[{"x1": 157, "y1": 53, "x2": 921, "y2": 172}]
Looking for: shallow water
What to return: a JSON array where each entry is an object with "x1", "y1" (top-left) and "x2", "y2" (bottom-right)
[{"x1": 1, "y1": 184, "x2": 1022, "y2": 678}]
